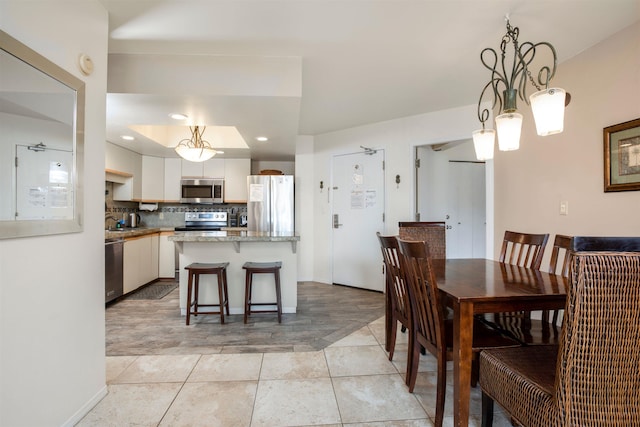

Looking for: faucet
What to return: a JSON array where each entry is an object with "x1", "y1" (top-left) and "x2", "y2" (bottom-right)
[{"x1": 105, "y1": 214, "x2": 119, "y2": 230}]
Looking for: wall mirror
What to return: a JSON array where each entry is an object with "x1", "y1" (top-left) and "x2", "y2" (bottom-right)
[{"x1": 0, "y1": 29, "x2": 85, "y2": 239}]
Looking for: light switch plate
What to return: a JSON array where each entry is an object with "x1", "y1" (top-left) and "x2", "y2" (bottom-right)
[{"x1": 560, "y1": 201, "x2": 568, "y2": 215}]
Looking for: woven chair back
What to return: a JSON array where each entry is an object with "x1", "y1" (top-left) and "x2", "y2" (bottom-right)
[
  {"x1": 556, "y1": 249, "x2": 640, "y2": 425},
  {"x1": 398, "y1": 222, "x2": 446, "y2": 259}
]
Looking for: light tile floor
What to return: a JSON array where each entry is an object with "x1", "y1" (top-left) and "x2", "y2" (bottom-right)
[{"x1": 78, "y1": 317, "x2": 513, "y2": 427}]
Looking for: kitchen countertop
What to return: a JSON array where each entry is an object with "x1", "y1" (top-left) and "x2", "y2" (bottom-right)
[
  {"x1": 169, "y1": 230, "x2": 299, "y2": 242},
  {"x1": 104, "y1": 227, "x2": 165, "y2": 240},
  {"x1": 169, "y1": 230, "x2": 300, "y2": 253}
]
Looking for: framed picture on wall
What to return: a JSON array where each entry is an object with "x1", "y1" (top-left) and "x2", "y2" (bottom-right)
[{"x1": 604, "y1": 117, "x2": 640, "y2": 192}]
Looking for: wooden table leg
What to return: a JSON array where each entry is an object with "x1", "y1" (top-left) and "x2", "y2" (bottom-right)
[{"x1": 453, "y1": 301, "x2": 474, "y2": 427}]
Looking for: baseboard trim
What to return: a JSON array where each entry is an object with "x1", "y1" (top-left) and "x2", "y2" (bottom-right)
[{"x1": 60, "y1": 385, "x2": 108, "y2": 427}]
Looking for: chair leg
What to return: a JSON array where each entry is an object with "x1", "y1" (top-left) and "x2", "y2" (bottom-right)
[
  {"x1": 407, "y1": 338, "x2": 420, "y2": 393},
  {"x1": 388, "y1": 318, "x2": 398, "y2": 361},
  {"x1": 216, "y1": 270, "x2": 225, "y2": 324},
  {"x1": 471, "y1": 356, "x2": 479, "y2": 388},
  {"x1": 481, "y1": 391, "x2": 494, "y2": 427},
  {"x1": 193, "y1": 274, "x2": 200, "y2": 317},
  {"x1": 222, "y1": 268, "x2": 230, "y2": 315},
  {"x1": 405, "y1": 328, "x2": 414, "y2": 387},
  {"x1": 185, "y1": 271, "x2": 193, "y2": 326},
  {"x1": 274, "y1": 269, "x2": 282, "y2": 323},
  {"x1": 434, "y1": 352, "x2": 447, "y2": 427},
  {"x1": 243, "y1": 271, "x2": 251, "y2": 324}
]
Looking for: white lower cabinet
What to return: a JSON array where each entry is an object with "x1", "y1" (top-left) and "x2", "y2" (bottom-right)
[
  {"x1": 123, "y1": 233, "x2": 160, "y2": 294},
  {"x1": 158, "y1": 231, "x2": 176, "y2": 278}
]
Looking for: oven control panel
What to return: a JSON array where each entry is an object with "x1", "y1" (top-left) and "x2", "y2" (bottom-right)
[{"x1": 184, "y1": 212, "x2": 227, "y2": 222}]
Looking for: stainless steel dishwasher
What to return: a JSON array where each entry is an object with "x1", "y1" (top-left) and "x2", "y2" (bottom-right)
[{"x1": 105, "y1": 238, "x2": 124, "y2": 303}]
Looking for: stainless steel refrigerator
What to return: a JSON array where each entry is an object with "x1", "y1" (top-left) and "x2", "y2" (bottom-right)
[{"x1": 247, "y1": 175, "x2": 294, "y2": 233}]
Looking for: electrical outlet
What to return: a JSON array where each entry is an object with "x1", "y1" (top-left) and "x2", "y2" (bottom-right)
[
  {"x1": 159, "y1": 212, "x2": 164, "y2": 220},
  {"x1": 560, "y1": 201, "x2": 568, "y2": 216}
]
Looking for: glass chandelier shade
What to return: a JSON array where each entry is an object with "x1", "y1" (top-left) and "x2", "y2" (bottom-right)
[
  {"x1": 472, "y1": 18, "x2": 568, "y2": 160},
  {"x1": 174, "y1": 126, "x2": 217, "y2": 162},
  {"x1": 529, "y1": 88, "x2": 566, "y2": 136},
  {"x1": 472, "y1": 129, "x2": 496, "y2": 160},
  {"x1": 495, "y1": 112, "x2": 523, "y2": 151}
]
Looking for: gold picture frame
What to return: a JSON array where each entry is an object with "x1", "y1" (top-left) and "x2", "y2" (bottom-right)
[{"x1": 604, "y1": 117, "x2": 640, "y2": 192}]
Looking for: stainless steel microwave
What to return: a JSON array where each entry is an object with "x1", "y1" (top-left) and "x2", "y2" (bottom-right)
[{"x1": 180, "y1": 178, "x2": 224, "y2": 204}]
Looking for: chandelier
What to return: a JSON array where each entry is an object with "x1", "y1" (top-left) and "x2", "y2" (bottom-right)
[
  {"x1": 174, "y1": 126, "x2": 219, "y2": 162},
  {"x1": 473, "y1": 18, "x2": 569, "y2": 160}
]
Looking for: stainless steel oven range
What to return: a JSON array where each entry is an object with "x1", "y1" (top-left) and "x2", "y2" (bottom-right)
[{"x1": 174, "y1": 211, "x2": 228, "y2": 231}]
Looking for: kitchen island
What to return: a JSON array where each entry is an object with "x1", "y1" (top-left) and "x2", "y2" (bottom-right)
[{"x1": 169, "y1": 231, "x2": 300, "y2": 316}]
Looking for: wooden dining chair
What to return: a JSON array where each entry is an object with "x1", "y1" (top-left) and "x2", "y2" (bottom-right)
[
  {"x1": 397, "y1": 238, "x2": 518, "y2": 427},
  {"x1": 376, "y1": 232, "x2": 410, "y2": 361},
  {"x1": 479, "y1": 236, "x2": 640, "y2": 427},
  {"x1": 499, "y1": 230, "x2": 549, "y2": 269},
  {"x1": 488, "y1": 230, "x2": 551, "y2": 344},
  {"x1": 542, "y1": 234, "x2": 573, "y2": 326}
]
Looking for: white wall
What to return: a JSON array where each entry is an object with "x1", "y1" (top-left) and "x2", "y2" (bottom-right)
[
  {"x1": 251, "y1": 160, "x2": 295, "y2": 175},
  {"x1": 494, "y1": 22, "x2": 640, "y2": 269},
  {"x1": 0, "y1": 2, "x2": 109, "y2": 426},
  {"x1": 307, "y1": 104, "x2": 480, "y2": 284},
  {"x1": 295, "y1": 136, "x2": 315, "y2": 281}
]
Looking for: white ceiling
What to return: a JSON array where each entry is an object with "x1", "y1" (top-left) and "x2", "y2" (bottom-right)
[{"x1": 101, "y1": 0, "x2": 640, "y2": 161}]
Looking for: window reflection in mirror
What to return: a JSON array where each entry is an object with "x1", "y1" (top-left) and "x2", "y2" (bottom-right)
[{"x1": 0, "y1": 29, "x2": 84, "y2": 239}]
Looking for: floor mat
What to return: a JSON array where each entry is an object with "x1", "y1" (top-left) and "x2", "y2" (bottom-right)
[{"x1": 126, "y1": 283, "x2": 177, "y2": 300}]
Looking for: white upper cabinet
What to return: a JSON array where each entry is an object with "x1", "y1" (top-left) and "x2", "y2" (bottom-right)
[
  {"x1": 203, "y1": 158, "x2": 225, "y2": 178},
  {"x1": 181, "y1": 159, "x2": 203, "y2": 177},
  {"x1": 141, "y1": 156, "x2": 164, "y2": 201},
  {"x1": 163, "y1": 158, "x2": 182, "y2": 202},
  {"x1": 224, "y1": 158, "x2": 250, "y2": 202},
  {"x1": 181, "y1": 158, "x2": 225, "y2": 178},
  {"x1": 108, "y1": 146, "x2": 249, "y2": 203},
  {"x1": 107, "y1": 143, "x2": 142, "y2": 201}
]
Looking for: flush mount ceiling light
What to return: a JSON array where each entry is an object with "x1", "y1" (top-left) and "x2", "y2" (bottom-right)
[
  {"x1": 473, "y1": 16, "x2": 570, "y2": 160},
  {"x1": 169, "y1": 113, "x2": 188, "y2": 120},
  {"x1": 121, "y1": 135, "x2": 135, "y2": 141},
  {"x1": 256, "y1": 136, "x2": 269, "y2": 142},
  {"x1": 174, "y1": 126, "x2": 219, "y2": 162}
]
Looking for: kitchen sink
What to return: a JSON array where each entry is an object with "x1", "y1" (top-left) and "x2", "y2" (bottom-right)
[{"x1": 105, "y1": 228, "x2": 127, "y2": 232}]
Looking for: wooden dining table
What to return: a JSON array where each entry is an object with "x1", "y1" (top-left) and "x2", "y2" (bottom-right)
[{"x1": 429, "y1": 258, "x2": 567, "y2": 427}]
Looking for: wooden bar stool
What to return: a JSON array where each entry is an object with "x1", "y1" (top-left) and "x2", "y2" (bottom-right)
[
  {"x1": 185, "y1": 262, "x2": 230, "y2": 325},
  {"x1": 242, "y1": 261, "x2": 282, "y2": 324}
]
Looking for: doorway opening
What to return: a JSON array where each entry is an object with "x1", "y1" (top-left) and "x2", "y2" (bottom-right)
[{"x1": 414, "y1": 142, "x2": 493, "y2": 259}]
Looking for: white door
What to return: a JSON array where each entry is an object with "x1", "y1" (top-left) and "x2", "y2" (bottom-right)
[
  {"x1": 332, "y1": 150, "x2": 385, "y2": 291},
  {"x1": 15, "y1": 145, "x2": 74, "y2": 220},
  {"x1": 446, "y1": 161, "x2": 486, "y2": 258}
]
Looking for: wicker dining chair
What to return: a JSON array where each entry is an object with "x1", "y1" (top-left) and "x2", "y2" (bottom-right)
[
  {"x1": 397, "y1": 238, "x2": 519, "y2": 427},
  {"x1": 398, "y1": 222, "x2": 446, "y2": 259},
  {"x1": 479, "y1": 236, "x2": 640, "y2": 427},
  {"x1": 377, "y1": 232, "x2": 410, "y2": 361}
]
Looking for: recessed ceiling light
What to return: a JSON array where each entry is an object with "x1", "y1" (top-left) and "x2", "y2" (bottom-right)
[
  {"x1": 256, "y1": 136, "x2": 269, "y2": 142},
  {"x1": 169, "y1": 113, "x2": 188, "y2": 120},
  {"x1": 121, "y1": 135, "x2": 135, "y2": 141}
]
